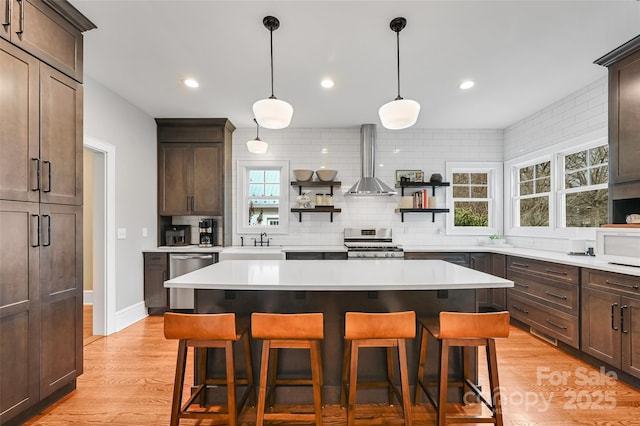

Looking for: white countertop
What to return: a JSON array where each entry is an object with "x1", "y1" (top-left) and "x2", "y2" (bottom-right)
[
  {"x1": 143, "y1": 245, "x2": 223, "y2": 253},
  {"x1": 164, "y1": 259, "x2": 514, "y2": 291}
]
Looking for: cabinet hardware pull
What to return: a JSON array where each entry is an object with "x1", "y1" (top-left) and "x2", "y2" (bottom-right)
[
  {"x1": 42, "y1": 214, "x2": 51, "y2": 246},
  {"x1": 31, "y1": 214, "x2": 40, "y2": 247},
  {"x1": 545, "y1": 268, "x2": 568, "y2": 276},
  {"x1": 31, "y1": 157, "x2": 40, "y2": 191},
  {"x1": 611, "y1": 303, "x2": 619, "y2": 331},
  {"x1": 512, "y1": 262, "x2": 529, "y2": 268},
  {"x1": 3, "y1": 0, "x2": 10, "y2": 26},
  {"x1": 514, "y1": 282, "x2": 529, "y2": 289},
  {"x1": 186, "y1": 196, "x2": 190, "y2": 211},
  {"x1": 16, "y1": 0, "x2": 23, "y2": 34},
  {"x1": 191, "y1": 196, "x2": 195, "y2": 211},
  {"x1": 605, "y1": 279, "x2": 639, "y2": 290},
  {"x1": 621, "y1": 305, "x2": 628, "y2": 334},
  {"x1": 42, "y1": 160, "x2": 52, "y2": 192},
  {"x1": 544, "y1": 290, "x2": 567, "y2": 300},
  {"x1": 512, "y1": 304, "x2": 529, "y2": 314},
  {"x1": 545, "y1": 319, "x2": 567, "y2": 330}
]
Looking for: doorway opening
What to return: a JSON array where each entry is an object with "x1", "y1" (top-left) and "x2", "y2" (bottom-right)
[{"x1": 83, "y1": 136, "x2": 116, "y2": 336}]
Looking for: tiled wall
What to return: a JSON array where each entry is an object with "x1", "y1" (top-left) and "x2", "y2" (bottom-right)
[
  {"x1": 231, "y1": 127, "x2": 503, "y2": 247},
  {"x1": 504, "y1": 77, "x2": 607, "y2": 160}
]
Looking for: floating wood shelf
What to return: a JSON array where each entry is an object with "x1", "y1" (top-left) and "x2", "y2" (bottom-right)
[
  {"x1": 291, "y1": 207, "x2": 342, "y2": 222},
  {"x1": 397, "y1": 181, "x2": 450, "y2": 196},
  {"x1": 395, "y1": 208, "x2": 450, "y2": 222},
  {"x1": 291, "y1": 181, "x2": 342, "y2": 196}
]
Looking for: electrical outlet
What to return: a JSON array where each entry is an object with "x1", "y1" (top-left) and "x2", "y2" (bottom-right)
[
  {"x1": 142, "y1": 227, "x2": 148, "y2": 237},
  {"x1": 117, "y1": 228, "x2": 127, "y2": 239}
]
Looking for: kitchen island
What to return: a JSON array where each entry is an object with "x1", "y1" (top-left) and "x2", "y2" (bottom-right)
[{"x1": 164, "y1": 259, "x2": 513, "y2": 403}]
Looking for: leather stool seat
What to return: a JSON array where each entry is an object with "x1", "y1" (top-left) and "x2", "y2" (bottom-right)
[
  {"x1": 415, "y1": 311, "x2": 510, "y2": 426},
  {"x1": 163, "y1": 312, "x2": 255, "y2": 426},
  {"x1": 341, "y1": 311, "x2": 416, "y2": 425},
  {"x1": 251, "y1": 312, "x2": 324, "y2": 426}
]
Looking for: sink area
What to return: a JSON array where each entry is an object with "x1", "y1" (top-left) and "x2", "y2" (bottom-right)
[{"x1": 219, "y1": 246, "x2": 285, "y2": 260}]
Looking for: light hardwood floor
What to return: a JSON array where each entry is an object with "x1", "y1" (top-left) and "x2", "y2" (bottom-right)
[{"x1": 26, "y1": 308, "x2": 640, "y2": 425}]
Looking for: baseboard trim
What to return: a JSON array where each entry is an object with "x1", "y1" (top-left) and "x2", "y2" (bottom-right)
[
  {"x1": 115, "y1": 302, "x2": 148, "y2": 332},
  {"x1": 83, "y1": 290, "x2": 93, "y2": 305}
]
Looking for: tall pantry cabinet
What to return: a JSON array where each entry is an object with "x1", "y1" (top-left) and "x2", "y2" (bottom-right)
[{"x1": 0, "y1": 1, "x2": 95, "y2": 424}]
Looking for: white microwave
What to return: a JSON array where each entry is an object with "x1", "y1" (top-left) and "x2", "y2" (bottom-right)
[{"x1": 595, "y1": 227, "x2": 640, "y2": 267}]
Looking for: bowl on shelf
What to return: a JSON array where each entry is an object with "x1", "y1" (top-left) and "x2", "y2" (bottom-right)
[
  {"x1": 316, "y1": 169, "x2": 338, "y2": 182},
  {"x1": 293, "y1": 169, "x2": 314, "y2": 182}
]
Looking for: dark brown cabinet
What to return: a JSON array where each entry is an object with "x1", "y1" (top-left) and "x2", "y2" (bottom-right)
[
  {"x1": 286, "y1": 251, "x2": 348, "y2": 260},
  {"x1": 0, "y1": 1, "x2": 92, "y2": 423},
  {"x1": 0, "y1": 0, "x2": 88, "y2": 81},
  {"x1": 158, "y1": 143, "x2": 223, "y2": 215},
  {"x1": 506, "y1": 256, "x2": 580, "y2": 348},
  {"x1": 156, "y1": 118, "x2": 234, "y2": 246},
  {"x1": 143, "y1": 252, "x2": 168, "y2": 312},
  {"x1": 490, "y1": 254, "x2": 507, "y2": 311},
  {"x1": 595, "y1": 36, "x2": 640, "y2": 222},
  {"x1": 581, "y1": 269, "x2": 640, "y2": 379}
]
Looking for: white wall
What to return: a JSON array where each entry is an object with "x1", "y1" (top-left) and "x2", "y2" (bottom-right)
[
  {"x1": 503, "y1": 76, "x2": 608, "y2": 251},
  {"x1": 83, "y1": 76, "x2": 157, "y2": 313},
  {"x1": 232, "y1": 127, "x2": 504, "y2": 247}
]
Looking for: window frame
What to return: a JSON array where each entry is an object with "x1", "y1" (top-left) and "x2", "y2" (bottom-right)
[
  {"x1": 236, "y1": 160, "x2": 290, "y2": 235},
  {"x1": 445, "y1": 162, "x2": 503, "y2": 236},
  {"x1": 504, "y1": 129, "x2": 608, "y2": 239}
]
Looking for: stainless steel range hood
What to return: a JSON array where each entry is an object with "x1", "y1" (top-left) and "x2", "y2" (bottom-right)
[{"x1": 348, "y1": 124, "x2": 397, "y2": 196}]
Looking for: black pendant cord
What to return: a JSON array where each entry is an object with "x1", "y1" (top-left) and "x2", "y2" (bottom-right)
[
  {"x1": 395, "y1": 30, "x2": 402, "y2": 101},
  {"x1": 254, "y1": 118, "x2": 261, "y2": 139},
  {"x1": 269, "y1": 29, "x2": 276, "y2": 99}
]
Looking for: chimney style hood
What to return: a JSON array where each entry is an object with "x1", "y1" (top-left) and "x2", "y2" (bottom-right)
[{"x1": 348, "y1": 124, "x2": 397, "y2": 196}]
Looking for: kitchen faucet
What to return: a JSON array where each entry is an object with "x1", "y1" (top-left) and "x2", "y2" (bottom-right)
[{"x1": 253, "y1": 232, "x2": 271, "y2": 246}]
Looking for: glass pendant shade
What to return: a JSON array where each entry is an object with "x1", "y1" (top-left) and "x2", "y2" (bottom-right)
[
  {"x1": 252, "y1": 98, "x2": 293, "y2": 130},
  {"x1": 246, "y1": 138, "x2": 268, "y2": 154},
  {"x1": 378, "y1": 98, "x2": 420, "y2": 130}
]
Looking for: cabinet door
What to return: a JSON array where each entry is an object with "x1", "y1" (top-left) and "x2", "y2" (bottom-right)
[
  {"x1": 0, "y1": 39, "x2": 39, "y2": 203},
  {"x1": 10, "y1": 0, "x2": 83, "y2": 81},
  {"x1": 621, "y1": 296, "x2": 640, "y2": 378},
  {"x1": 470, "y1": 253, "x2": 491, "y2": 308},
  {"x1": 191, "y1": 144, "x2": 222, "y2": 215},
  {"x1": 39, "y1": 203, "x2": 82, "y2": 398},
  {"x1": 0, "y1": 0, "x2": 9, "y2": 40},
  {"x1": 490, "y1": 254, "x2": 507, "y2": 310},
  {"x1": 40, "y1": 64, "x2": 82, "y2": 206},
  {"x1": 144, "y1": 253, "x2": 168, "y2": 309},
  {"x1": 158, "y1": 143, "x2": 192, "y2": 215},
  {"x1": 0, "y1": 200, "x2": 40, "y2": 422},
  {"x1": 581, "y1": 286, "x2": 621, "y2": 368},
  {"x1": 609, "y1": 49, "x2": 640, "y2": 184}
]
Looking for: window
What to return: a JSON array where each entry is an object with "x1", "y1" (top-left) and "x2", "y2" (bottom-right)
[
  {"x1": 560, "y1": 145, "x2": 608, "y2": 228},
  {"x1": 446, "y1": 162, "x2": 502, "y2": 236},
  {"x1": 516, "y1": 160, "x2": 551, "y2": 227},
  {"x1": 505, "y1": 130, "x2": 608, "y2": 238},
  {"x1": 237, "y1": 160, "x2": 289, "y2": 234}
]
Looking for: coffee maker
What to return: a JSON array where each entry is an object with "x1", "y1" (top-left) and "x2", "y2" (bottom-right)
[{"x1": 198, "y1": 219, "x2": 217, "y2": 247}]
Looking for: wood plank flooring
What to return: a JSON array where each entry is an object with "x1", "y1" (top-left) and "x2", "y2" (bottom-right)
[{"x1": 26, "y1": 309, "x2": 640, "y2": 425}]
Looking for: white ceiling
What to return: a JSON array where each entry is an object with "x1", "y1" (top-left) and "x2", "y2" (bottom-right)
[{"x1": 70, "y1": 0, "x2": 640, "y2": 130}]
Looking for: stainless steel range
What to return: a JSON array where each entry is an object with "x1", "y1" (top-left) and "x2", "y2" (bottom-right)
[{"x1": 344, "y1": 227, "x2": 404, "y2": 259}]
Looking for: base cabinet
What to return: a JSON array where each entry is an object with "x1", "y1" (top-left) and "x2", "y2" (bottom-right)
[
  {"x1": 286, "y1": 252, "x2": 348, "y2": 260},
  {"x1": 581, "y1": 269, "x2": 640, "y2": 379},
  {"x1": 144, "y1": 252, "x2": 168, "y2": 312},
  {"x1": 506, "y1": 256, "x2": 580, "y2": 348}
]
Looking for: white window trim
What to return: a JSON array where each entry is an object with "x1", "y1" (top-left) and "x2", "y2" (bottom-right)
[
  {"x1": 236, "y1": 160, "x2": 290, "y2": 234},
  {"x1": 445, "y1": 162, "x2": 503, "y2": 236},
  {"x1": 504, "y1": 128, "x2": 607, "y2": 239}
]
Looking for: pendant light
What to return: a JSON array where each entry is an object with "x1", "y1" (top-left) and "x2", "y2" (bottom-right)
[
  {"x1": 246, "y1": 118, "x2": 268, "y2": 154},
  {"x1": 378, "y1": 17, "x2": 420, "y2": 130},
  {"x1": 252, "y1": 16, "x2": 293, "y2": 129}
]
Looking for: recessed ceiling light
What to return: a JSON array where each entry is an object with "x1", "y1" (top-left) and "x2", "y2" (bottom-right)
[
  {"x1": 459, "y1": 80, "x2": 475, "y2": 90},
  {"x1": 321, "y1": 78, "x2": 334, "y2": 89},
  {"x1": 183, "y1": 78, "x2": 199, "y2": 88}
]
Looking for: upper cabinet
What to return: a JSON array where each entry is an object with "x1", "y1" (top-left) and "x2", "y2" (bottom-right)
[
  {"x1": 156, "y1": 118, "x2": 235, "y2": 242},
  {"x1": 1, "y1": 0, "x2": 95, "y2": 82},
  {"x1": 595, "y1": 36, "x2": 640, "y2": 222}
]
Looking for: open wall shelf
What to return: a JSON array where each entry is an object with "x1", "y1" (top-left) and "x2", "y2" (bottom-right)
[
  {"x1": 291, "y1": 207, "x2": 342, "y2": 222},
  {"x1": 397, "y1": 181, "x2": 450, "y2": 196},
  {"x1": 291, "y1": 181, "x2": 342, "y2": 196},
  {"x1": 395, "y1": 208, "x2": 450, "y2": 222}
]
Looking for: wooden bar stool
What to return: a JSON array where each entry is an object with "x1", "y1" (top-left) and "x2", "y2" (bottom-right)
[
  {"x1": 414, "y1": 311, "x2": 510, "y2": 426},
  {"x1": 251, "y1": 312, "x2": 324, "y2": 426},
  {"x1": 163, "y1": 312, "x2": 255, "y2": 426},
  {"x1": 341, "y1": 311, "x2": 415, "y2": 426}
]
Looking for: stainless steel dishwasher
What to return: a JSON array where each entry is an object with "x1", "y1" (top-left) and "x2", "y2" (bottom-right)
[{"x1": 169, "y1": 253, "x2": 215, "y2": 310}]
